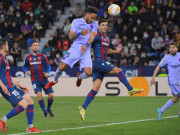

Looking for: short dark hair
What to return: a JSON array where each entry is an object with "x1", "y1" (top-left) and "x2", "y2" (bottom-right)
[
  {"x1": 86, "y1": 6, "x2": 98, "y2": 14},
  {"x1": 169, "y1": 42, "x2": 177, "y2": 47},
  {"x1": 98, "y1": 19, "x2": 108, "y2": 25},
  {"x1": 0, "y1": 38, "x2": 7, "y2": 50},
  {"x1": 31, "y1": 41, "x2": 38, "y2": 46}
]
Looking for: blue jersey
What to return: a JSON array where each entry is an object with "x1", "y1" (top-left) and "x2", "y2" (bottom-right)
[
  {"x1": 23, "y1": 53, "x2": 51, "y2": 82},
  {"x1": 0, "y1": 53, "x2": 13, "y2": 88},
  {"x1": 159, "y1": 52, "x2": 180, "y2": 84},
  {"x1": 92, "y1": 32, "x2": 110, "y2": 61},
  {"x1": 70, "y1": 17, "x2": 98, "y2": 47}
]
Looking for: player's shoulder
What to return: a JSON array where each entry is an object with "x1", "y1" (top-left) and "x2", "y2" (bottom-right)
[
  {"x1": 38, "y1": 53, "x2": 46, "y2": 58},
  {"x1": 92, "y1": 20, "x2": 98, "y2": 26},
  {"x1": 72, "y1": 18, "x2": 83, "y2": 23}
]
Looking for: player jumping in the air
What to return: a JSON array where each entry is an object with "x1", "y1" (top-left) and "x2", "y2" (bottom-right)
[
  {"x1": 151, "y1": 42, "x2": 180, "y2": 120},
  {"x1": 0, "y1": 39, "x2": 41, "y2": 133},
  {"x1": 45, "y1": 6, "x2": 98, "y2": 89},
  {"x1": 78, "y1": 19, "x2": 144, "y2": 120},
  {"x1": 23, "y1": 41, "x2": 54, "y2": 117}
]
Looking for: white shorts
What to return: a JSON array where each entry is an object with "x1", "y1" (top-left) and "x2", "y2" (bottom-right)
[
  {"x1": 62, "y1": 45, "x2": 92, "y2": 71},
  {"x1": 169, "y1": 82, "x2": 180, "y2": 96}
]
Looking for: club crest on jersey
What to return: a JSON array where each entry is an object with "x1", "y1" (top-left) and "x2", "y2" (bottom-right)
[
  {"x1": 6, "y1": 66, "x2": 10, "y2": 69},
  {"x1": 34, "y1": 58, "x2": 36, "y2": 60}
]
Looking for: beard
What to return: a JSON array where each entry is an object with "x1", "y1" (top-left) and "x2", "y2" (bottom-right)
[
  {"x1": 33, "y1": 50, "x2": 38, "y2": 53},
  {"x1": 170, "y1": 51, "x2": 177, "y2": 56}
]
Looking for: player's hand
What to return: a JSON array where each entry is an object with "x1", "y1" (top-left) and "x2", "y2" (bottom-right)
[
  {"x1": 80, "y1": 30, "x2": 89, "y2": 36},
  {"x1": 19, "y1": 85, "x2": 29, "y2": 93},
  {"x1": 44, "y1": 72, "x2": 49, "y2": 77},
  {"x1": 116, "y1": 45, "x2": 123, "y2": 53},
  {"x1": 2, "y1": 86, "x2": 10, "y2": 96},
  {"x1": 26, "y1": 70, "x2": 31, "y2": 76},
  {"x1": 81, "y1": 45, "x2": 87, "y2": 54},
  {"x1": 150, "y1": 78, "x2": 155, "y2": 86}
]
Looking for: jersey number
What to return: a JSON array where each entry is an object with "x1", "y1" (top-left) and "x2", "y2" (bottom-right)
[
  {"x1": 63, "y1": 52, "x2": 71, "y2": 60},
  {"x1": 12, "y1": 90, "x2": 20, "y2": 97},
  {"x1": 33, "y1": 84, "x2": 36, "y2": 89}
]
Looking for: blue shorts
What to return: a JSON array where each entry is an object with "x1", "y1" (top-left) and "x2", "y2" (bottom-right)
[
  {"x1": 92, "y1": 59, "x2": 115, "y2": 82},
  {"x1": 32, "y1": 79, "x2": 54, "y2": 94},
  {"x1": 0, "y1": 86, "x2": 25, "y2": 107}
]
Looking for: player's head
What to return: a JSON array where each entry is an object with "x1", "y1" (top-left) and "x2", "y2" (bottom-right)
[
  {"x1": 0, "y1": 38, "x2": 9, "y2": 55},
  {"x1": 31, "y1": 41, "x2": 39, "y2": 53},
  {"x1": 85, "y1": 6, "x2": 98, "y2": 24},
  {"x1": 98, "y1": 19, "x2": 108, "y2": 34},
  {"x1": 169, "y1": 42, "x2": 178, "y2": 56}
]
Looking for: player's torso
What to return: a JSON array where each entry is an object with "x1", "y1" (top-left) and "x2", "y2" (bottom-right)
[
  {"x1": 72, "y1": 18, "x2": 97, "y2": 45},
  {"x1": 28, "y1": 54, "x2": 46, "y2": 81},
  {"x1": 0, "y1": 55, "x2": 13, "y2": 88},
  {"x1": 167, "y1": 53, "x2": 180, "y2": 83},
  {"x1": 92, "y1": 33, "x2": 110, "y2": 61}
]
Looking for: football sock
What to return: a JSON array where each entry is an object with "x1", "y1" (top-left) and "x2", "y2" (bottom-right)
[
  {"x1": 160, "y1": 99, "x2": 174, "y2": 112},
  {"x1": 6, "y1": 105, "x2": 24, "y2": 119},
  {"x1": 26, "y1": 104, "x2": 34, "y2": 127},
  {"x1": 38, "y1": 100, "x2": 47, "y2": 114},
  {"x1": 117, "y1": 71, "x2": 133, "y2": 91},
  {"x1": 54, "y1": 68, "x2": 62, "y2": 83},
  {"x1": 47, "y1": 98, "x2": 53, "y2": 111},
  {"x1": 79, "y1": 71, "x2": 89, "y2": 79},
  {"x1": 1, "y1": 116, "x2": 7, "y2": 122},
  {"x1": 82, "y1": 89, "x2": 97, "y2": 110}
]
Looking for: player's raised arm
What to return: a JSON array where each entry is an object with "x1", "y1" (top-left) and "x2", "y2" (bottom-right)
[{"x1": 107, "y1": 46, "x2": 123, "y2": 54}]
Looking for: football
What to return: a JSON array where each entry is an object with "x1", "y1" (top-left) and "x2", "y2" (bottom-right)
[{"x1": 108, "y1": 4, "x2": 121, "y2": 16}]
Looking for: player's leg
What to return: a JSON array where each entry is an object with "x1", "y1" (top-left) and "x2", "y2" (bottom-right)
[
  {"x1": 23, "y1": 93, "x2": 41, "y2": 132},
  {"x1": 46, "y1": 46, "x2": 81, "y2": 89},
  {"x1": 43, "y1": 79, "x2": 55, "y2": 117},
  {"x1": 37, "y1": 91, "x2": 48, "y2": 117},
  {"x1": 76, "y1": 50, "x2": 92, "y2": 87},
  {"x1": 0, "y1": 87, "x2": 27, "y2": 133},
  {"x1": 78, "y1": 70, "x2": 103, "y2": 120},
  {"x1": 157, "y1": 95, "x2": 179, "y2": 120},
  {"x1": 108, "y1": 67, "x2": 144, "y2": 96}
]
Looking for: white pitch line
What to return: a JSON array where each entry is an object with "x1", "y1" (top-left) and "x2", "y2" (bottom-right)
[{"x1": 8, "y1": 116, "x2": 178, "y2": 135}]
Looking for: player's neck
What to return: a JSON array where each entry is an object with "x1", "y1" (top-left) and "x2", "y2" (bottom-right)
[
  {"x1": 0, "y1": 51, "x2": 6, "y2": 57},
  {"x1": 32, "y1": 52, "x2": 38, "y2": 56},
  {"x1": 99, "y1": 30, "x2": 106, "y2": 35}
]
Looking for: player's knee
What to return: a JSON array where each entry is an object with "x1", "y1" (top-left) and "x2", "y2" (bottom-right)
[
  {"x1": 172, "y1": 97, "x2": 179, "y2": 103},
  {"x1": 115, "y1": 68, "x2": 122, "y2": 74},
  {"x1": 19, "y1": 100, "x2": 28, "y2": 109},
  {"x1": 48, "y1": 93, "x2": 54, "y2": 99},
  {"x1": 85, "y1": 70, "x2": 92, "y2": 76},
  {"x1": 59, "y1": 62, "x2": 67, "y2": 71}
]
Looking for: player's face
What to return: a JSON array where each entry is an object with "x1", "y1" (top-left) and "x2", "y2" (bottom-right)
[
  {"x1": 86, "y1": 13, "x2": 97, "y2": 24},
  {"x1": 99, "y1": 22, "x2": 108, "y2": 34},
  {"x1": 169, "y1": 45, "x2": 178, "y2": 55},
  {"x1": 31, "y1": 42, "x2": 39, "y2": 53}
]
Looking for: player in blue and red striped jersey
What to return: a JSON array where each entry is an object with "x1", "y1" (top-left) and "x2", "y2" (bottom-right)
[
  {"x1": 0, "y1": 39, "x2": 41, "y2": 133},
  {"x1": 78, "y1": 19, "x2": 144, "y2": 120},
  {"x1": 23, "y1": 41, "x2": 54, "y2": 117}
]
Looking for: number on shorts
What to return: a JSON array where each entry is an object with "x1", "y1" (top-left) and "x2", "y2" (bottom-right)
[
  {"x1": 12, "y1": 90, "x2": 20, "y2": 97},
  {"x1": 32, "y1": 84, "x2": 36, "y2": 89},
  {"x1": 63, "y1": 52, "x2": 71, "y2": 60}
]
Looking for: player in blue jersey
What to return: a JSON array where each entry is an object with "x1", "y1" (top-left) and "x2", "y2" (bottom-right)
[
  {"x1": 0, "y1": 39, "x2": 41, "y2": 133},
  {"x1": 45, "y1": 6, "x2": 98, "y2": 89},
  {"x1": 23, "y1": 41, "x2": 54, "y2": 117},
  {"x1": 78, "y1": 19, "x2": 144, "y2": 120},
  {"x1": 151, "y1": 42, "x2": 180, "y2": 120}
]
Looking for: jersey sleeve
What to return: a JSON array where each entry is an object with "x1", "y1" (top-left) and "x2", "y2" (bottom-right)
[
  {"x1": 159, "y1": 56, "x2": 168, "y2": 67},
  {"x1": 22, "y1": 56, "x2": 29, "y2": 73},
  {"x1": 92, "y1": 21, "x2": 98, "y2": 33},
  {"x1": 70, "y1": 19, "x2": 77, "y2": 32},
  {"x1": 91, "y1": 35, "x2": 99, "y2": 47},
  {"x1": 42, "y1": 54, "x2": 51, "y2": 74}
]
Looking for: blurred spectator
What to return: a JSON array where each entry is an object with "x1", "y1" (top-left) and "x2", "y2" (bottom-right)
[
  {"x1": 97, "y1": 2, "x2": 106, "y2": 17},
  {"x1": 124, "y1": 40, "x2": 136, "y2": 57},
  {"x1": 45, "y1": 4, "x2": 56, "y2": 25},
  {"x1": 10, "y1": 21, "x2": 20, "y2": 37},
  {"x1": 10, "y1": 42, "x2": 21, "y2": 66},
  {"x1": 17, "y1": 34, "x2": 28, "y2": 59},
  {"x1": 68, "y1": 11, "x2": 76, "y2": 22},
  {"x1": 54, "y1": 52, "x2": 61, "y2": 66},
  {"x1": 142, "y1": 31, "x2": 152, "y2": 53},
  {"x1": 35, "y1": 4, "x2": 44, "y2": 16},
  {"x1": 22, "y1": 0, "x2": 32, "y2": 12},
  {"x1": 41, "y1": 43, "x2": 52, "y2": 55},
  {"x1": 1, "y1": 21, "x2": 10, "y2": 37},
  {"x1": 7, "y1": 33, "x2": 15, "y2": 50},
  {"x1": 49, "y1": 58, "x2": 56, "y2": 66},
  {"x1": 111, "y1": 33, "x2": 121, "y2": 48},
  {"x1": 128, "y1": 1, "x2": 138, "y2": 15},
  {"x1": 63, "y1": 18, "x2": 71, "y2": 36},
  {"x1": 21, "y1": 19, "x2": 33, "y2": 39},
  {"x1": 133, "y1": 56, "x2": 141, "y2": 66},
  {"x1": 6, "y1": 52, "x2": 14, "y2": 66},
  {"x1": 151, "y1": 31, "x2": 164, "y2": 51},
  {"x1": 74, "y1": 3, "x2": 84, "y2": 18}
]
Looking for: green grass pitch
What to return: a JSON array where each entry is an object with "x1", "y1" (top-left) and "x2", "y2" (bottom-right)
[{"x1": 0, "y1": 96, "x2": 179, "y2": 135}]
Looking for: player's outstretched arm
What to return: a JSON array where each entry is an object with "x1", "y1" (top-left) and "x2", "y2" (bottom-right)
[
  {"x1": 12, "y1": 78, "x2": 29, "y2": 93},
  {"x1": 107, "y1": 46, "x2": 123, "y2": 54},
  {"x1": 69, "y1": 30, "x2": 89, "y2": 41},
  {"x1": 150, "y1": 65, "x2": 161, "y2": 86},
  {"x1": 81, "y1": 31, "x2": 97, "y2": 54},
  {"x1": 0, "y1": 79, "x2": 10, "y2": 95}
]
